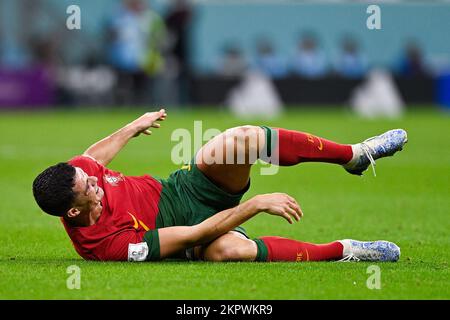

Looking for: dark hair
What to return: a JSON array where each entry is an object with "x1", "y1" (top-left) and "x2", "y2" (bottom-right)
[{"x1": 32, "y1": 163, "x2": 77, "y2": 217}]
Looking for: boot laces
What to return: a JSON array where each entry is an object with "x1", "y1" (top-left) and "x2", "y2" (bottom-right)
[
  {"x1": 338, "y1": 254, "x2": 361, "y2": 262},
  {"x1": 360, "y1": 142, "x2": 377, "y2": 177}
]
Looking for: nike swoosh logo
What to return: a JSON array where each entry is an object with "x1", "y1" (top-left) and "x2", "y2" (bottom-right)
[
  {"x1": 128, "y1": 212, "x2": 150, "y2": 231},
  {"x1": 128, "y1": 212, "x2": 139, "y2": 229},
  {"x1": 307, "y1": 134, "x2": 323, "y2": 151},
  {"x1": 138, "y1": 219, "x2": 150, "y2": 231},
  {"x1": 317, "y1": 138, "x2": 323, "y2": 151}
]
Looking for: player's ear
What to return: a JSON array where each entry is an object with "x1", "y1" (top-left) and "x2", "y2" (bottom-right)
[{"x1": 66, "y1": 208, "x2": 81, "y2": 219}]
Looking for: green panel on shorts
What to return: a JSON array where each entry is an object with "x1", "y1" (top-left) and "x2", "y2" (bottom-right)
[
  {"x1": 232, "y1": 226, "x2": 249, "y2": 238},
  {"x1": 156, "y1": 158, "x2": 250, "y2": 228},
  {"x1": 143, "y1": 229, "x2": 161, "y2": 261}
]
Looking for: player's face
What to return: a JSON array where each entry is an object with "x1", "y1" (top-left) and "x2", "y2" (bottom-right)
[{"x1": 72, "y1": 167, "x2": 104, "y2": 211}]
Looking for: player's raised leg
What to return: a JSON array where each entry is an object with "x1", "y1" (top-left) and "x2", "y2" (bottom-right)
[
  {"x1": 196, "y1": 125, "x2": 407, "y2": 193},
  {"x1": 266, "y1": 127, "x2": 407, "y2": 175},
  {"x1": 195, "y1": 125, "x2": 358, "y2": 193}
]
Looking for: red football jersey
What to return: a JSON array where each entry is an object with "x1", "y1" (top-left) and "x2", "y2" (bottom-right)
[{"x1": 62, "y1": 156, "x2": 163, "y2": 261}]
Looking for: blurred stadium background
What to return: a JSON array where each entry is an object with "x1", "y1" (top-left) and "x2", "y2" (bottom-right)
[{"x1": 0, "y1": 0, "x2": 449, "y2": 111}]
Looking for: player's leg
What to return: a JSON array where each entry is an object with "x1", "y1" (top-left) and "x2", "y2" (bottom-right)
[
  {"x1": 199, "y1": 232, "x2": 400, "y2": 262},
  {"x1": 201, "y1": 233, "x2": 344, "y2": 262},
  {"x1": 196, "y1": 125, "x2": 407, "y2": 193},
  {"x1": 195, "y1": 125, "x2": 354, "y2": 194},
  {"x1": 271, "y1": 127, "x2": 407, "y2": 176}
]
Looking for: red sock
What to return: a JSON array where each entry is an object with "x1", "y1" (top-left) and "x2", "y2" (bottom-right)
[
  {"x1": 259, "y1": 236, "x2": 343, "y2": 262},
  {"x1": 275, "y1": 128, "x2": 353, "y2": 166}
]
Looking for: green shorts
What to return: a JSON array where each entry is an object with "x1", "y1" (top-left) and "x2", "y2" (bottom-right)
[{"x1": 155, "y1": 158, "x2": 250, "y2": 234}]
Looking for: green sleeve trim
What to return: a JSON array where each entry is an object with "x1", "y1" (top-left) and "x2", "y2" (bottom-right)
[
  {"x1": 143, "y1": 229, "x2": 161, "y2": 261},
  {"x1": 253, "y1": 238, "x2": 268, "y2": 262}
]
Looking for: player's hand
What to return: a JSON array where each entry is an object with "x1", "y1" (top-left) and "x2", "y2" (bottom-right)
[
  {"x1": 253, "y1": 193, "x2": 303, "y2": 224},
  {"x1": 131, "y1": 109, "x2": 167, "y2": 137}
]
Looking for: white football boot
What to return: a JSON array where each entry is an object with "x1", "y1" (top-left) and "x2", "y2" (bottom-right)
[
  {"x1": 338, "y1": 239, "x2": 401, "y2": 262},
  {"x1": 344, "y1": 129, "x2": 408, "y2": 176}
]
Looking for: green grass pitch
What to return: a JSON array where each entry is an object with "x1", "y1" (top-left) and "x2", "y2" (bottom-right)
[{"x1": 0, "y1": 107, "x2": 448, "y2": 299}]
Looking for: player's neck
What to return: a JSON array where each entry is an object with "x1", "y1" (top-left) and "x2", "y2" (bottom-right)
[
  {"x1": 65, "y1": 206, "x2": 101, "y2": 227},
  {"x1": 89, "y1": 205, "x2": 102, "y2": 225}
]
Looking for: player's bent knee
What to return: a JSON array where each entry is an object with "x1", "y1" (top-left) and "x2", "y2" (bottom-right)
[
  {"x1": 202, "y1": 237, "x2": 232, "y2": 261},
  {"x1": 224, "y1": 126, "x2": 264, "y2": 160},
  {"x1": 226, "y1": 125, "x2": 261, "y2": 138},
  {"x1": 204, "y1": 246, "x2": 237, "y2": 262},
  {"x1": 203, "y1": 235, "x2": 257, "y2": 262}
]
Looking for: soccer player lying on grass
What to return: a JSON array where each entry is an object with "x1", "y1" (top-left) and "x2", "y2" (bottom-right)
[{"x1": 32, "y1": 109, "x2": 407, "y2": 263}]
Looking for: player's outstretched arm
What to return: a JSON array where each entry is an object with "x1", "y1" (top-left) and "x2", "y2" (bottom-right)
[
  {"x1": 157, "y1": 193, "x2": 303, "y2": 259},
  {"x1": 83, "y1": 109, "x2": 167, "y2": 166}
]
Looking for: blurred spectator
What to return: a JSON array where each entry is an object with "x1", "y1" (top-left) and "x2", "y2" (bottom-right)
[
  {"x1": 397, "y1": 42, "x2": 430, "y2": 77},
  {"x1": 227, "y1": 70, "x2": 283, "y2": 119},
  {"x1": 217, "y1": 44, "x2": 247, "y2": 78},
  {"x1": 334, "y1": 36, "x2": 368, "y2": 79},
  {"x1": 29, "y1": 37, "x2": 59, "y2": 70},
  {"x1": 291, "y1": 33, "x2": 328, "y2": 78},
  {"x1": 29, "y1": 36, "x2": 59, "y2": 100},
  {"x1": 165, "y1": 0, "x2": 192, "y2": 76},
  {"x1": 164, "y1": 0, "x2": 192, "y2": 104},
  {"x1": 350, "y1": 69, "x2": 404, "y2": 119},
  {"x1": 106, "y1": 0, "x2": 167, "y2": 105},
  {"x1": 58, "y1": 54, "x2": 117, "y2": 106},
  {"x1": 254, "y1": 39, "x2": 287, "y2": 79}
]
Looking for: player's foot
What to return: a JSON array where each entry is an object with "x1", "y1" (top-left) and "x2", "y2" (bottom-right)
[
  {"x1": 344, "y1": 129, "x2": 408, "y2": 176},
  {"x1": 338, "y1": 239, "x2": 401, "y2": 262}
]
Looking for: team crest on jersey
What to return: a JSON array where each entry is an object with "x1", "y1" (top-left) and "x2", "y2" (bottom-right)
[{"x1": 103, "y1": 174, "x2": 124, "y2": 186}]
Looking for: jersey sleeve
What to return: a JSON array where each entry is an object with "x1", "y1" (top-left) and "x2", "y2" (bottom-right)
[
  {"x1": 94, "y1": 230, "x2": 146, "y2": 261},
  {"x1": 68, "y1": 155, "x2": 104, "y2": 177},
  {"x1": 97, "y1": 229, "x2": 170, "y2": 262}
]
